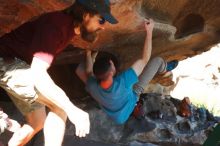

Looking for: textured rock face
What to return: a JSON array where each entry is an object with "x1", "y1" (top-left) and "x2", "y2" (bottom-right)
[
  {"x1": 0, "y1": 0, "x2": 70, "y2": 35},
  {"x1": 1, "y1": 0, "x2": 220, "y2": 64},
  {"x1": 1, "y1": 0, "x2": 220, "y2": 97}
]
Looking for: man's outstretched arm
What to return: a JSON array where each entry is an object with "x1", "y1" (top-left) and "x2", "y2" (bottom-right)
[
  {"x1": 132, "y1": 19, "x2": 154, "y2": 76},
  {"x1": 76, "y1": 50, "x2": 97, "y2": 83},
  {"x1": 31, "y1": 57, "x2": 90, "y2": 137}
]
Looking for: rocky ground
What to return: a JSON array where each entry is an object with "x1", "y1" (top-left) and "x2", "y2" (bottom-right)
[{"x1": 0, "y1": 92, "x2": 219, "y2": 146}]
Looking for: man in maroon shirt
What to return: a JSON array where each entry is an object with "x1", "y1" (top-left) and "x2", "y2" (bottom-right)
[{"x1": 0, "y1": 0, "x2": 118, "y2": 145}]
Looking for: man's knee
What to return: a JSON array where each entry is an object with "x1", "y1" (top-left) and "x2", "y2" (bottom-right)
[
  {"x1": 151, "y1": 57, "x2": 164, "y2": 63},
  {"x1": 149, "y1": 57, "x2": 166, "y2": 71},
  {"x1": 25, "y1": 106, "x2": 46, "y2": 133},
  {"x1": 50, "y1": 108, "x2": 67, "y2": 122},
  {"x1": 32, "y1": 120, "x2": 44, "y2": 133}
]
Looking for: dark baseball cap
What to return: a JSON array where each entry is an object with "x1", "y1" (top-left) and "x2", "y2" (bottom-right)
[{"x1": 77, "y1": 0, "x2": 118, "y2": 24}]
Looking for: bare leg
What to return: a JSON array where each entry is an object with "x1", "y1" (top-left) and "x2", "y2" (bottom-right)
[
  {"x1": 133, "y1": 57, "x2": 166, "y2": 95},
  {"x1": 36, "y1": 95, "x2": 67, "y2": 146},
  {"x1": 44, "y1": 109, "x2": 67, "y2": 146},
  {"x1": 8, "y1": 106, "x2": 46, "y2": 146},
  {"x1": 9, "y1": 93, "x2": 67, "y2": 146}
]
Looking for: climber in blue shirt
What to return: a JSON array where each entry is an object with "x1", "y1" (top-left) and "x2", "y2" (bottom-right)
[{"x1": 76, "y1": 19, "x2": 178, "y2": 124}]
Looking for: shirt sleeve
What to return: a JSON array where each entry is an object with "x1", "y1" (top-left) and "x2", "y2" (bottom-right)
[
  {"x1": 30, "y1": 18, "x2": 62, "y2": 65},
  {"x1": 120, "y1": 68, "x2": 138, "y2": 89}
]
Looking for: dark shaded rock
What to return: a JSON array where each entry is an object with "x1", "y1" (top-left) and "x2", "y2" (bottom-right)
[
  {"x1": 174, "y1": 14, "x2": 205, "y2": 39},
  {"x1": 63, "y1": 135, "x2": 118, "y2": 146},
  {"x1": 125, "y1": 118, "x2": 156, "y2": 136},
  {"x1": 127, "y1": 141, "x2": 158, "y2": 146},
  {"x1": 141, "y1": 93, "x2": 177, "y2": 122},
  {"x1": 0, "y1": 94, "x2": 218, "y2": 146},
  {"x1": 147, "y1": 110, "x2": 163, "y2": 120},
  {"x1": 0, "y1": 91, "x2": 218, "y2": 146},
  {"x1": 175, "y1": 120, "x2": 192, "y2": 134},
  {"x1": 0, "y1": 88, "x2": 11, "y2": 102},
  {"x1": 156, "y1": 129, "x2": 173, "y2": 141}
]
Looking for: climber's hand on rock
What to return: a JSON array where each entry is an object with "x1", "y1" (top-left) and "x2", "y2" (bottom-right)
[{"x1": 144, "y1": 18, "x2": 154, "y2": 33}]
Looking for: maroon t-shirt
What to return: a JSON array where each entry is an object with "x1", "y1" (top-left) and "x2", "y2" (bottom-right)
[{"x1": 0, "y1": 11, "x2": 75, "y2": 65}]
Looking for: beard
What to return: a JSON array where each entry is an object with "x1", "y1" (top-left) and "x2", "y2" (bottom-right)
[{"x1": 80, "y1": 25, "x2": 98, "y2": 43}]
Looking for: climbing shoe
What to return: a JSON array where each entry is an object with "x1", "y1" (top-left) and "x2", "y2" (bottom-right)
[
  {"x1": 166, "y1": 60, "x2": 178, "y2": 72},
  {"x1": 132, "y1": 99, "x2": 145, "y2": 120}
]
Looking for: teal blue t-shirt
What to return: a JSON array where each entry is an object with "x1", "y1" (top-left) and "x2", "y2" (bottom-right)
[{"x1": 86, "y1": 68, "x2": 138, "y2": 124}]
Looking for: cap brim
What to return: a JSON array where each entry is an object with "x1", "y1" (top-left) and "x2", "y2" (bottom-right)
[{"x1": 102, "y1": 13, "x2": 118, "y2": 24}]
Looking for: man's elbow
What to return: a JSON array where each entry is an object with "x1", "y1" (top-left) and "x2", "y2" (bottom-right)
[
  {"x1": 75, "y1": 68, "x2": 88, "y2": 84},
  {"x1": 139, "y1": 58, "x2": 148, "y2": 66},
  {"x1": 142, "y1": 56, "x2": 150, "y2": 64}
]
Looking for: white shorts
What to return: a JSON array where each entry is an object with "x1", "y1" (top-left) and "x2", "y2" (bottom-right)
[{"x1": 0, "y1": 57, "x2": 44, "y2": 115}]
